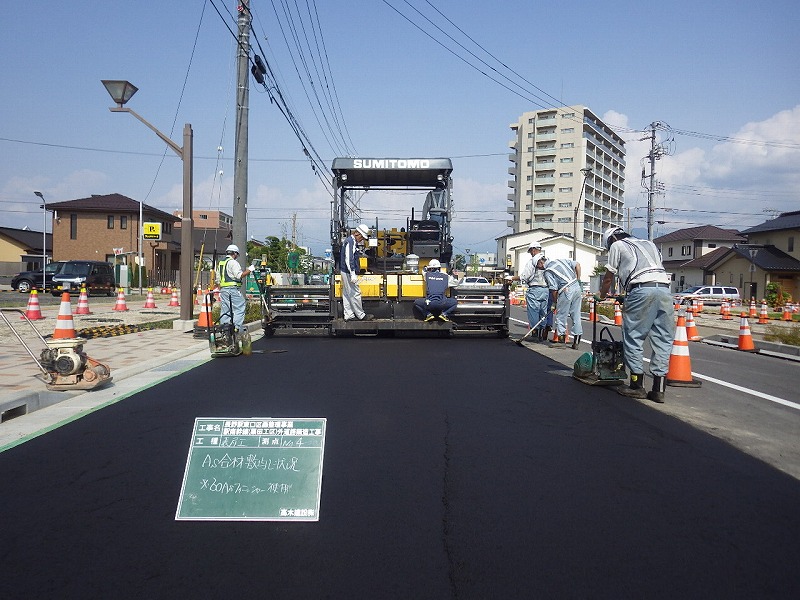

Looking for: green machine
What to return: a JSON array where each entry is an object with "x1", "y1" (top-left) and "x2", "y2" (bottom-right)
[{"x1": 572, "y1": 312, "x2": 626, "y2": 386}]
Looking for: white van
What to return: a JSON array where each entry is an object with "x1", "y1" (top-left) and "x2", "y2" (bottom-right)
[{"x1": 673, "y1": 286, "x2": 741, "y2": 306}]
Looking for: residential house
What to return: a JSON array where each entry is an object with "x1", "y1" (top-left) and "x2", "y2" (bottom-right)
[
  {"x1": 498, "y1": 228, "x2": 601, "y2": 285},
  {"x1": 44, "y1": 193, "x2": 180, "y2": 285},
  {"x1": 173, "y1": 209, "x2": 234, "y2": 265},
  {"x1": 0, "y1": 226, "x2": 51, "y2": 276},
  {"x1": 653, "y1": 225, "x2": 746, "y2": 291}
]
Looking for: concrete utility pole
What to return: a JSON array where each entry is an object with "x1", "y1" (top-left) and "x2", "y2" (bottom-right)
[
  {"x1": 646, "y1": 123, "x2": 657, "y2": 241},
  {"x1": 233, "y1": 0, "x2": 251, "y2": 268}
]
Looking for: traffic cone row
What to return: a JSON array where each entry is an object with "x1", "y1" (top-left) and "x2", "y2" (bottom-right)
[
  {"x1": 113, "y1": 288, "x2": 129, "y2": 311},
  {"x1": 143, "y1": 288, "x2": 157, "y2": 309},
  {"x1": 21, "y1": 289, "x2": 46, "y2": 320},
  {"x1": 614, "y1": 301, "x2": 622, "y2": 326},
  {"x1": 666, "y1": 313, "x2": 702, "y2": 387},
  {"x1": 74, "y1": 286, "x2": 92, "y2": 315},
  {"x1": 168, "y1": 289, "x2": 180, "y2": 307},
  {"x1": 738, "y1": 312, "x2": 757, "y2": 352},
  {"x1": 53, "y1": 292, "x2": 77, "y2": 339}
]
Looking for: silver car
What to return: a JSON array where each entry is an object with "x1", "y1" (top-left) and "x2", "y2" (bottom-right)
[{"x1": 673, "y1": 285, "x2": 741, "y2": 306}]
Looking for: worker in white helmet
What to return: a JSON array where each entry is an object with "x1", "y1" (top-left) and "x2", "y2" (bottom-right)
[
  {"x1": 217, "y1": 244, "x2": 257, "y2": 332},
  {"x1": 339, "y1": 224, "x2": 374, "y2": 321},
  {"x1": 543, "y1": 255, "x2": 583, "y2": 348},
  {"x1": 507, "y1": 241, "x2": 552, "y2": 341},
  {"x1": 598, "y1": 225, "x2": 674, "y2": 403},
  {"x1": 413, "y1": 259, "x2": 458, "y2": 322}
]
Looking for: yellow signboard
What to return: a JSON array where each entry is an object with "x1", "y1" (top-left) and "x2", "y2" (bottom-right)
[{"x1": 143, "y1": 222, "x2": 162, "y2": 240}]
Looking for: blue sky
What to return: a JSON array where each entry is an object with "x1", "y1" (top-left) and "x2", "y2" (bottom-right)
[{"x1": 2, "y1": 0, "x2": 798, "y2": 255}]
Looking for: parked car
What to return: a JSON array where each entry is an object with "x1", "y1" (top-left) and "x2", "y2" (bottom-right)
[
  {"x1": 11, "y1": 261, "x2": 68, "y2": 293},
  {"x1": 52, "y1": 261, "x2": 116, "y2": 296},
  {"x1": 458, "y1": 276, "x2": 491, "y2": 286},
  {"x1": 673, "y1": 285, "x2": 741, "y2": 306}
]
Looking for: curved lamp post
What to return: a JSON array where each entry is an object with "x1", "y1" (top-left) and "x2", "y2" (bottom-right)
[
  {"x1": 572, "y1": 167, "x2": 593, "y2": 259},
  {"x1": 101, "y1": 80, "x2": 194, "y2": 325}
]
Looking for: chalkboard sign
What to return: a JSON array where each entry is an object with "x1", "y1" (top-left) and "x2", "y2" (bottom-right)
[{"x1": 175, "y1": 417, "x2": 327, "y2": 521}]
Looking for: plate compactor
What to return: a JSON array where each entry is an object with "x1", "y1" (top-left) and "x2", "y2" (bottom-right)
[
  {"x1": 572, "y1": 304, "x2": 627, "y2": 386},
  {"x1": 206, "y1": 294, "x2": 252, "y2": 358},
  {"x1": 1, "y1": 308, "x2": 112, "y2": 391}
]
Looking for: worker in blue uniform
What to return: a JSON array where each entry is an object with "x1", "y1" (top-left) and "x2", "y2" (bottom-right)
[
  {"x1": 543, "y1": 256, "x2": 583, "y2": 348},
  {"x1": 414, "y1": 259, "x2": 458, "y2": 322}
]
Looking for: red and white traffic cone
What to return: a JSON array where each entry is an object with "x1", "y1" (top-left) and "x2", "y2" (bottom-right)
[
  {"x1": 74, "y1": 286, "x2": 92, "y2": 315},
  {"x1": 685, "y1": 309, "x2": 701, "y2": 341},
  {"x1": 113, "y1": 288, "x2": 129, "y2": 312},
  {"x1": 52, "y1": 292, "x2": 76, "y2": 339},
  {"x1": 757, "y1": 300, "x2": 769, "y2": 324},
  {"x1": 168, "y1": 288, "x2": 180, "y2": 307},
  {"x1": 21, "y1": 289, "x2": 46, "y2": 320},
  {"x1": 614, "y1": 301, "x2": 622, "y2": 326},
  {"x1": 143, "y1": 288, "x2": 157, "y2": 309},
  {"x1": 738, "y1": 312, "x2": 757, "y2": 352}
]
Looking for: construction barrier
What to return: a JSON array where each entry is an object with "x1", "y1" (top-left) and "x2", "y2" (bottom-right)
[
  {"x1": 53, "y1": 292, "x2": 77, "y2": 339},
  {"x1": 21, "y1": 289, "x2": 46, "y2": 320},
  {"x1": 666, "y1": 313, "x2": 702, "y2": 388},
  {"x1": 737, "y1": 312, "x2": 757, "y2": 352}
]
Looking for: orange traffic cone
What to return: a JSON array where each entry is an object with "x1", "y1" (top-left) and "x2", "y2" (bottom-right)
[
  {"x1": 666, "y1": 313, "x2": 702, "y2": 388},
  {"x1": 195, "y1": 286, "x2": 203, "y2": 306},
  {"x1": 737, "y1": 312, "x2": 757, "y2": 352},
  {"x1": 74, "y1": 286, "x2": 92, "y2": 315},
  {"x1": 757, "y1": 300, "x2": 769, "y2": 324},
  {"x1": 685, "y1": 309, "x2": 701, "y2": 341},
  {"x1": 720, "y1": 299, "x2": 732, "y2": 320},
  {"x1": 196, "y1": 292, "x2": 213, "y2": 329},
  {"x1": 21, "y1": 289, "x2": 46, "y2": 320},
  {"x1": 782, "y1": 304, "x2": 792, "y2": 321},
  {"x1": 614, "y1": 301, "x2": 622, "y2": 326},
  {"x1": 52, "y1": 292, "x2": 77, "y2": 339},
  {"x1": 697, "y1": 299, "x2": 704, "y2": 314},
  {"x1": 143, "y1": 288, "x2": 157, "y2": 309},
  {"x1": 588, "y1": 298, "x2": 597, "y2": 322},
  {"x1": 749, "y1": 298, "x2": 757, "y2": 318},
  {"x1": 168, "y1": 289, "x2": 180, "y2": 307},
  {"x1": 113, "y1": 288, "x2": 129, "y2": 312}
]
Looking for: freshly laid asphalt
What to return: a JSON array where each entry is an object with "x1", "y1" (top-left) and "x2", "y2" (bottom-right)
[{"x1": 1, "y1": 330, "x2": 800, "y2": 598}]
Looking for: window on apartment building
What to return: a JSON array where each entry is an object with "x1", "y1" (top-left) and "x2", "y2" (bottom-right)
[
  {"x1": 199, "y1": 214, "x2": 208, "y2": 220},
  {"x1": 527, "y1": 146, "x2": 534, "y2": 153},
  {"x1": 560, "y1": 142, "x2": 574, "y2": 149},
  {"x1": 560, "y1": 157, "x2": 574, "y2": 163},
  {"x1": 558, "y1": 202, "x2": 572, "y2": 208},
  {"x1": 120, "y1": 216, "x2": 127, "y2": 229},
  {"x1": 559, "y1": 187, "x2": 573, "y2": 193},
  {"x1": 70, "y1": 214, "x2": 77, "y2": 240},
  {"x1": 681, "y1": 245, "x2": 691, "y2": 256},
  {"x1": 557, "y1": 217, "x2": 572, "y2": 223},
  {"x1": 527, "y1": 132, "x2": 534, "y2": 139},
  {"x1": 524, "y1": 204, "x2": 531, "y2": 211},
  {"x1": 526, "y1": 189, "x2": 532, "y2": 196},
  {"x1": 562, "y1": 112, "x2": 575, "y2": 118},
  {"x1": 526, "y1": 161, "x2": 532, "y2": 167},
  {"x1": 561, "y1": 128, "x2": 574, "y2": 133},
  {"x1": 560, "y1": 172, "x2": 574, "y2": 178},
  {"x1": 526, "y1": 175, "x2": 532, "y2": 181},
  {"x1": 107, "y1": 215, "x2": 114, "y2": 229},
  {"x1": 789, "y1": 236, "x2": 795, "y2": 252}
]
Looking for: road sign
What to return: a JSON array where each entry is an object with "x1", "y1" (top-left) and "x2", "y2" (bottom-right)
[
  {"x1": 143, "y1": 222, "x2": 162, "y2": 240},
  {"x1": 175, "y1": 417, "x2": 327, "y2": 521}
]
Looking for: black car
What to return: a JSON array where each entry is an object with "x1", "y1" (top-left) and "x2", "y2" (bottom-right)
[
  {"x1": 52, "y1": 261, "x2": 116, "y2": 296},
  {"x1": 11, "y1": 261, "x2": 68, "y2": 294}
]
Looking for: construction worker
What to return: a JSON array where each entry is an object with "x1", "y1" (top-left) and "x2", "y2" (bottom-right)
[
  {"x1": 543, "y1": 256, "x2": 583, "y2": 348},
  {"x1": 508, "y1": 242, "x2": 551, "y2": 341},
  {"x1": 218, "y1": 244, "x2": 257, "y2": 332},
  {"x1": 598, "y1": 226, "x2": 674, "y2": 403},
  {"x1": 339, "y1": 224, "x2": 374, "y2": 322},
  {"x1": 414, "y1": 259, "x2": 458, "y2": 322}
]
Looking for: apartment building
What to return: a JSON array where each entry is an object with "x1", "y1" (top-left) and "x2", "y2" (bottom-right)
[{"x1": 507, "y1": 105, "x2": 626, "y2": 251}]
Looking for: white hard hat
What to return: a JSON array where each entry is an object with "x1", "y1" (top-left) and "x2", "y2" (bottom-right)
[
  {"x1": 225, "y1": 244, "x2": 240, "y2": 254},
  {"x1": 531, "y1": 253, "x2": 545, "y2": 266},
  {"x1": 602, "y1": 225, "x2": 625, "y2": 250},
  {"x1": 427, "y1": 259, "x2": 441, "y2": 269},
  {"x1": 527, "y1": 241, "x2": 542, "y2": 251},
  {"x1": 355, "y1": 224, "x2": 370, "y2": 238}
]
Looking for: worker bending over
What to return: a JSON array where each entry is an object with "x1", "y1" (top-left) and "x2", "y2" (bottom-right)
[{"x1": 543, "y1": 256, "x2": 583, "y2": 349}]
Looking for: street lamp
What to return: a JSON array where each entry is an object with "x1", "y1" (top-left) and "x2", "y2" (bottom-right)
[
  {"x1": 101, "y1": 80, "x2": 194, "y2": 327},
  {"x1": 33, "y1": 191, "x2": 46, "y2": 291},
  {"x1": 572, "y1": 167, "x2": 593, "y2": 259}
]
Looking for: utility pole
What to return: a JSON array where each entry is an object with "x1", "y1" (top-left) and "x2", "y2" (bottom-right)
[
  {"x1": 646, "y1": 123, "x2": 657, "y2": 241},
  {"x1": 233, "y1": 0, "x2": 251, "y2": 266}
]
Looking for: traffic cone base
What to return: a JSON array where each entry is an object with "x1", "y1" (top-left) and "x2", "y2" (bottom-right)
[
  {"x1": 52, "y1": 292, "x2": 77, "y2": 339},
  {"x1": 21, "y1": 289, "x2": 46, "y2": 320},
  {"x1": 666, "y1": 313, "x2": 702, "y2": 388}
]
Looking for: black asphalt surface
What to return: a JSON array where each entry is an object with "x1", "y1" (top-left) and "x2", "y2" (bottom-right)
[{"x1": 2, "y1": 335, "x2": 800, "y2": 599}]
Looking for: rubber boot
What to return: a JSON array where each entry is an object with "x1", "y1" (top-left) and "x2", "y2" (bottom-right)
[
  {"x1": 617, "y1": 373, "x2": 648, "y2": 399},
  {"x1": 647, "y1": 375, "x2": 666, "y2": 404},
  {"x1": 571, "y1": 334, "x2": 582, "y2": 350}
]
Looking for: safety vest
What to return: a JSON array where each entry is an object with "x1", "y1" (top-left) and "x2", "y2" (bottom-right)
[
  {"x1": 544, "y1": 259, "x2": 577, "y2": 291},
  {"x1": 617, "y1": 239, "x2": 667, "y2": 289},
  {"x1": 217, "y1": 256, "x2": 240, "y2": 287}
]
